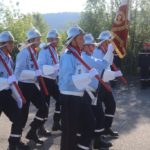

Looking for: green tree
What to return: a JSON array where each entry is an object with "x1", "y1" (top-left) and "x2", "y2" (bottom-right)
[
  {"x1": 32, "y1": 13, "x2": 49, "y2": 40},
  {"x1": 80, "y1": 0, "x2": 111, "y2": 38},
  {"x1": 79, "y1": 0, "x2": 150, "y2": 75}
]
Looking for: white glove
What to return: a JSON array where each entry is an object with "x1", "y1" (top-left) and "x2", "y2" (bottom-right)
[
  {"x1": 54, "y1": 64, "x2": 59, "y2": 71},
  {"x1": 43, "y1": 65, "x2": 55, "y2": 75},
  {"x1": 115, "y1": 70, "x2": 123, "y2": 77},
  {"x1": 103, "y1": 43, "x2": 114, "y2": 65},
  {"x1": 108, "y1": 43, "x2": 114, "y2": 53},
  {"x1": 39, "y1": 42, "x2": 47, "y2": 49},
  {"x1": 72, "y1": 73, "x2": 92, "y2": 90},
  {"x1": 8, "y1": 75, "x2": 17, "y2": 84},
  {"x1": 89, "y1": 68, "x2": 99, "y2": 78},
  {"x1": 35, "y1": 69, "x2": 42, "y2": 77},
  {"x1": 19, "y1": 70, "x2": 36, "y2": 81},
  {"x1": 0, "y1": 78, "x2": 9, "y2": 91}
]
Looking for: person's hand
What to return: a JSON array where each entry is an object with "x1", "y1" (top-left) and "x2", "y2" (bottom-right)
[
  {"x1": 89, "y1": 68, "x2": 99, "y2": 78},
  {"x1": 115, "y1": 70, "x2": 123, "y2": 77},
  {"x1": 108, "y1": 43, "x2": 114, "y2": 53}
]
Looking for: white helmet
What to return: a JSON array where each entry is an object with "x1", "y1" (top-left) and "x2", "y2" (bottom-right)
[
  {"x1": 0, "y1": 31, "x2": 15, "y2": 43},
  {"x1": 83, "y1": 33, "x2": 96, "y2": 45},
  {"x1": 97, "y1": 30, "x2": 112, "y2": 41},
  {"x1": 65, "y1": 26, "x2": 85, "y2": 45},
  {"x1": 47, "y1": 29, "x2": 59, "y2": 39},
  {"x1": 27, "y1": 27, "x2": 41, "y2": 41}
]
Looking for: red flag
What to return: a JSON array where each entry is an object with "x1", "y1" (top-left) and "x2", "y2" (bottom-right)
[{"x1": 111, "y1": 0, "x2": 129, "y2": 58}]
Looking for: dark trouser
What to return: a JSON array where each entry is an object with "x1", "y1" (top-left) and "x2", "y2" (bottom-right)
[
  {"x1": 18, "y1": 82, "x2": 48, "y2": 129},
  {"x1": 43, "y1": 78, "x2": 61, "y2": 122},
  {"x1": 60, "y1": 93, "x2": 95, "y2": 150},
  {"x1": 98, "y1": 85, "x2": 116, "y2": 129},
  {"x1": 0, "y1": 90, "x2": 22, "y2": 145},
  {"x1": 91, "y1": 97, "x2": 105, "y2": 137},
  {"x1": 140, "y1": 67, "x2": 149, "y2": 88}
]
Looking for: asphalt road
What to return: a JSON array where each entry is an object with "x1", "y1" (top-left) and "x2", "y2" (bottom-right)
[{"x1": 0, "y1": 77, "x2": 150, "y2": 150}]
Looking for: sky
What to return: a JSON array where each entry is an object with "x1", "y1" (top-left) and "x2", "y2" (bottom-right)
[{"x1": 3, "y1": 0, "x2": 87, "y2": 14}]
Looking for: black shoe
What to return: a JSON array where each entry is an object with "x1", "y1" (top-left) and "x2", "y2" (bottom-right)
[
  {"x1": 38, "y1": 126, "x2": 52, "y2": 137},
  {"x1": 93, "y1": 136, "x2": 112, "y2": 150},
  {"x1": 52, "y1": 122, "x2": 61, "y2": 131},
  {"x1": 8, "y1": 141, "x2": 30, "y2": 150},
  {"x1": 26, "y1": 130, "x2": 44, "y2": 145},
  {"x1": 17, "y1": 141, "x2": 30, "y2": 150},
  {"x1": 7, "y1": 144, "x2": 16, "y2": 150},
  {"x1": 103, "y1": 128, "x2": 119, "y2": 137}
]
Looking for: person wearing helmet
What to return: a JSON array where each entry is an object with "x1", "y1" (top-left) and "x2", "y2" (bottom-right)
[
  {"x1": 93, "y1": 30, "x2": 121, "y2": 138},
  {"x1": 96, "y1": 30, "x2": 122, "y2": 87},
  {"x1": 82, "y1": 33, "x2": 111, "y2": 149},
  {"x1": 0, "y1": 31, "x2": 29, "y2": 150},
  {"x1": 82, "y1": 33, "x2": 122, "y2": 149},
  {"x1": 59, "y1": 26, "x2": 99, "y2": 150},
  {"x1": 37, "y1": 29, "x2": 61, "y2": 136},
  {"x1": 14, "y1": 27, "x2": 48, "y2": 145}
]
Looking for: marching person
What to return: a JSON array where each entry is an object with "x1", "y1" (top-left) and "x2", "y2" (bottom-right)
[
  {"x1": 15, "y1": 27, "x2": 48, "y2": 145},
  {"x1": 82, "y1": 33, "x2": 122, "y2": 149},
  {"x1": 0, "y1": 31, "x2": 29, "y2": 150},
  {"x1": 59, "y1": 26, "x2": 98, "y2": 150},
  {"x1": 93, "y1": 30, "x2": 122, "y2": 138},
  {"x1": 38, "y1": 29, "x2": 61, "y2": 135}
]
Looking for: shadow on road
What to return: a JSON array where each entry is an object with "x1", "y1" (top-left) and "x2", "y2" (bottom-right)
[{"x1": 112, "y1": 76, "x2": 150, "y2": 136}]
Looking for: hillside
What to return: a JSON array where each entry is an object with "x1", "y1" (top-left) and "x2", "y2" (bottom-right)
[{"x1": 43, "y1": 12, "x2": 80, "y2": 30}]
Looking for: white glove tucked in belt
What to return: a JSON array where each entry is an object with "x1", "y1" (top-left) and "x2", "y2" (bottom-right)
[
  {"x1": 0, "y1": 78, "x2": 9, "y2": 91},
  {"x1": 72, "y1": 73, "x2": 92, "y2": 90}
]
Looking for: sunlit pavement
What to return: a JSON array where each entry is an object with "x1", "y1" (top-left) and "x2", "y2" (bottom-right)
[{"x1": 1, "y1": 78, "x2": 150, "y2": 150}]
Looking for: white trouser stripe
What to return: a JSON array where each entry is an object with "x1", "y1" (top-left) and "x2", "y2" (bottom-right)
[
  {"x1": 140, "y1": 79, "x2": 149, "y2": 81},
  {"x1": 94, "y1": 128, "x2": 104, "y2": 133},
  {"x1": 54, "y1": 111, "x2": 61, "y2": 114},
  {"x1": 10, "y1": 134, "x2": 21, "y2": 138},
  {"x1": 105, "y1": 114, "x2": 114, "y2": 117},
  {"x1": 76, "y1": 133, "x2": 81, "y2": 137},
  {"x1": 60, "y1": 91, "x2": 84, "y2": 97},
  {"x1": 35, "y1": 116, "x2": 45, "y2": 121},
  {"x1": 42, "y1": 75, "x2": 56, "y2": 80},
  {"x1": 77, "y1": 144, "x2": 89, "y2": 150}
]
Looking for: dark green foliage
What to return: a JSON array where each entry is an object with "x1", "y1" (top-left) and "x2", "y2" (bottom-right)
[{"x1": 79, "y1": 0, "x2": 150, "y2": 75}]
